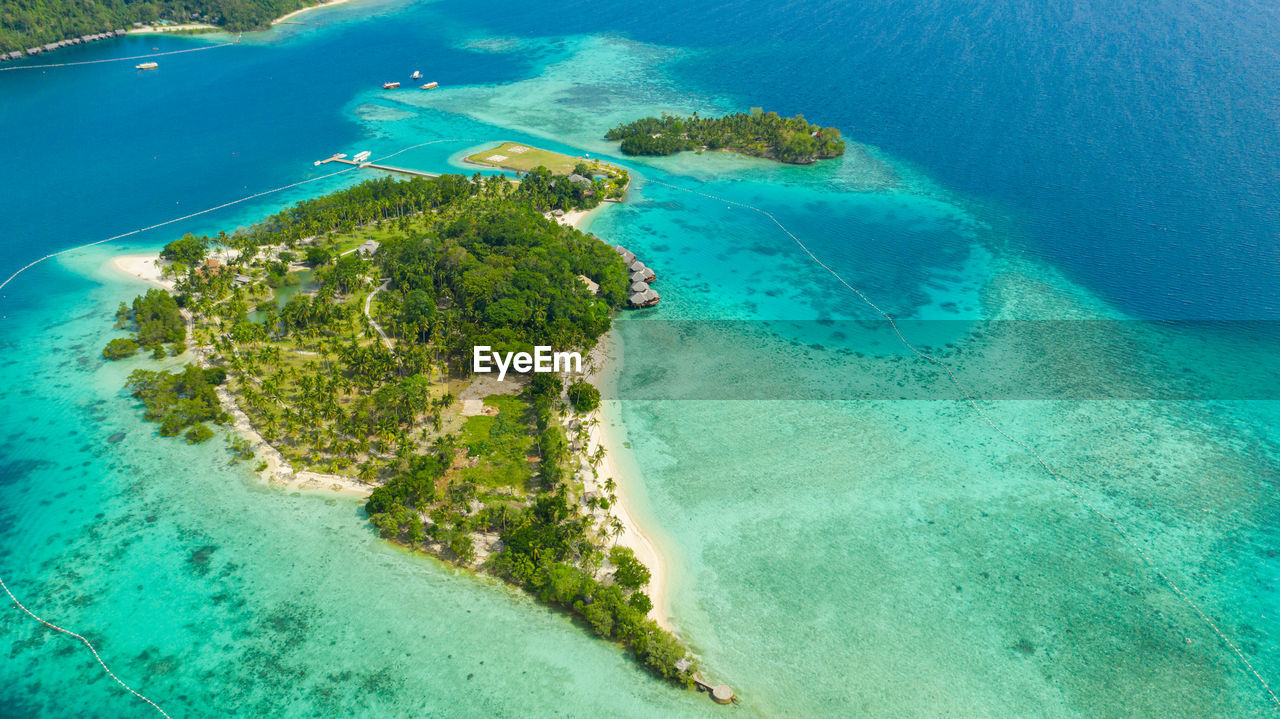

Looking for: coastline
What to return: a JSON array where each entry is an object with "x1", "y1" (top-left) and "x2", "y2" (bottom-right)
[
  {"x1": 113, "y1": 254, "x2": 172, "y2": 290},
  {"x1": 127, "y1": 24, "x2": 218, "y2": 35},
  {"x1": 105, "y1": 253, "x2": 372, "y2": 500},
  {"x1": 582, "y1": 330, "x2": 673, "y2": 632},
  {"x1": 273, "y1": 0, "x2": 352, "y2": 25},
  {"x1": 104, "y1": 203, "x2": 664, "y2": 614}
]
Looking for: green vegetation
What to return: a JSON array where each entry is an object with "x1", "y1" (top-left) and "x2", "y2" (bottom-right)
[
  {"x1": 0, "y1": 0, "x2": 317, "y2": 53},
  {"x1": 125, "y1": 365, "x2": 228, "y2": 441},
  {"x1": 105, "y1": 172, "x2": 696, "y2": 684},
  {"x1": 103, "y1": 289, "x2": 186, "y2": 359},
  {"x1": 606, "y1": 109, "x2": 846, "y2": 164},
  {"x1": 458, "y1": 395, "x2": 538, "y2": 491},
  {"x1": 464, "y1": 142, "x2": 630, "y2": 208},
  {"x1": 160, "y1": 233, "x2": 210, "y2": 267},
  {"x1": 567, "y1": 379, "x2": 601, "y2": 414},
  {"x1": 102, "y1": 337, "x2": 139, "y2": 360}
]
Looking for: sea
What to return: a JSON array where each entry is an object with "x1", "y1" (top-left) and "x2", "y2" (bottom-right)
[{"x1": 1, "y1": 0, "x2": 1278, "y2": 716}]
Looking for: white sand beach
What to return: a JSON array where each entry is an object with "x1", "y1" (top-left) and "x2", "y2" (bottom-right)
[
  {"x1": 582, "y1": 332, "x2": 673, "y2": 631},
  {"x1": 273, "y1": 0, "x2": 353, "y2": 25},
  {"x1": 112, "y1": 254, "x2": 172, "y2": 289},
  {"x1": 127, "y1": 24, "x2": 218, "y2": 34},
  {"x1": 559, "y1": 203, "x2": 610, "y2": 231}
]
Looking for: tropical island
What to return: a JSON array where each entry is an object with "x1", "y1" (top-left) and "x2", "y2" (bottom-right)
[
  {"x1": 605, "y1": 108, "x2": 846, "y2": 164},
  {"x1": 103, "y1": 166, "x2": 706, "y2": 690},
  {"x1": 0, "y1": 0, "x2": 335, "y2": 53}
]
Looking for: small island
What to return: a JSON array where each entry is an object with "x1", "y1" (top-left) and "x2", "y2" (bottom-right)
[
  {"x1": 103, "y1": 164, "x2": 713, "y2": 692},
  {"x1": 605, "y1": 108, "x2": 846, "y2": 164}
]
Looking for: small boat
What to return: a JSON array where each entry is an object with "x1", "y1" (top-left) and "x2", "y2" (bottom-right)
[
  {"x1": 333, "y1": 153, "x2": 347, "y2": 159},
  {"x1": 411, "y1": 70, "x2": 422, "y2": 79},
  {"x1": 136, "y1": 62, "x2": 158, "y2": 70},
  {"x1": 420, "y1": 81, "x2": 438, "y2": 90},
  {"x1": 382, "y1": 81, "x2": 400, "y2": 89}
]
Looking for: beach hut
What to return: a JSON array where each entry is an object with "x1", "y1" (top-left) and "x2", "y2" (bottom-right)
[
  {"x1": 628, "y1": 288, "x2": 660, "y2": 308},
  {"x1": 711, "y1": 685, "x2": 734, "y2": 704},
  {"x1": 613, "y1": 245, "x2": 637, "y2": 265},
  {"x1": 630, "y1": 281, "x2": 649, "y2": 293}
]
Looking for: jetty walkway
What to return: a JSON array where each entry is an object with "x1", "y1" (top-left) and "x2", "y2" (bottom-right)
[{"x1": 316, "y1": 155, "x2": 439, "y2": 178}]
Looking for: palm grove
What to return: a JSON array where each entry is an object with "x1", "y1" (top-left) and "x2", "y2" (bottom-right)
[{"x1": 102, "y1": 171, "x2": 697, "y2": 684}]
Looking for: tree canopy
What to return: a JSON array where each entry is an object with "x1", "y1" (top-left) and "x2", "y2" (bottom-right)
[
  {"x1": 1, "y1": 0, "x2": 316, "y2": 53},
  {"x1": 606, "y1": 110, "x2": 846, "y2": 164}
]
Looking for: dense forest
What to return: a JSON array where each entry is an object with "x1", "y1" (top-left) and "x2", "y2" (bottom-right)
[
  {"x1": 605, "y1": 109, "x2": 846, "y2": 164},
  {"x1": 102, "y1": 288, "x2": 187, "y2": 359},
  {"x1": 105, "y1": 172, "x2": 699, "y2": 685},
  {"x1": 0, "y1": 0, "x2": 313, "y2": 52}
]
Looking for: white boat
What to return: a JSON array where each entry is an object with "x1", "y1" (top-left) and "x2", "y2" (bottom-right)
[
  {"x1": 333, "y1": 153, "x2": 347, "y2": 159},
  {"x1": 411, "y1": 70, "x2": 422, "y2": 79},
  {"x1": 353, "y1": 151, "x2": 372, "y2": 162}
]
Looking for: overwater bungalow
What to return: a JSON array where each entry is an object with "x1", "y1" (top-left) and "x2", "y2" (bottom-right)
[
  {"x1": 630, "y1": 281, "x2": 650, "y2": 293},
  {"x1": 613, "y1": 245, "x2": 637, "y2": 265},
  {"x1": 628, "y1": 288, "x2": 660, "y2": 308}
]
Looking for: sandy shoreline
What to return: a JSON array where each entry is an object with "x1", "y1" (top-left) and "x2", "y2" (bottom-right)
[
  {"x1": 582, "y1": 332, "x2": 673, "y2": 631},
  {"x1": 273, "y1": 0, "x2": 352, "y2": 25},
  {"x1": 106, "y1": 253, "x2": 371, "y2": 499},
  {"x1": 112, "y1": 254, "x2": 172, "y2": 290},
  {"x1": 103, "y1": 200, "x2": 668, "y2": 619},
  {"x1": 127, "y1": 24, "x2": 218, "y2": 34}
]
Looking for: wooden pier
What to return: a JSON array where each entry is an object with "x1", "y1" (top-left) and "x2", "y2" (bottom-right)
[
  {"x1": 316, "y1": 155, "x2": 439, "y2": 179},
  {"x1": 693, "y1": 675, "x2": 735, "y2": 705}
]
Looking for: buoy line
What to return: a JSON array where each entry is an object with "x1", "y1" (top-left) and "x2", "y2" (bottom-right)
[
  {"x1": 646, "y1": 176, "x2": 1280, "y2": 709},
  {"x1": 0, "y1": 42, "x2": 237, "y2": 72},
  {"x1": 0, "y1": 137, "x2": 476, "y2": 716},
  {"x1": 0, "y1": 575, "x2": 171, "y2": 717}
]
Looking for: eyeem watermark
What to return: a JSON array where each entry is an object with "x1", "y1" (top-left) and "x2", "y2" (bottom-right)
[{"x1": 473, "y1": 346, "x2": 582, "y2": 381}]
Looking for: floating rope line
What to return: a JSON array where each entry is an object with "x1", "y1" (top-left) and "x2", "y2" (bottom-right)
[
  {"x1": 0, "y1": 137, "x2": 476, "y2": 716},
  {"x1": 0, "y1": 42, "x2": 237, "y2": 72},
  {"x1": 646, "y1": 177, "x2": 1280, "y2": 709},
  {"x1": 0, "y1": 576, "x2": 170, "y2": 717},
  {"x1": 0, "y1": 165, "x2": 356, "y2": 293},
  {"x1": 0, "y1": 138, "x2": 480, "y2": 294}
]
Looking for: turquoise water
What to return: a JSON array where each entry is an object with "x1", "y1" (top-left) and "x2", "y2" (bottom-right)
[{"x1": 2, "y1": 0, "x2": 1279, "y2": 716}]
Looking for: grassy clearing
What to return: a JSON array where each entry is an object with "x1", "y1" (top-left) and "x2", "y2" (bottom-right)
[
  {"x1": 465, "y1": 142, "x2": 587, "y2": 175},
  {"x1": 458, "y1": 394, "x2": 537, "y2": 492}
]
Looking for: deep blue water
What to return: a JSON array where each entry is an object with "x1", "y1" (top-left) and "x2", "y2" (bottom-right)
[
  {"x1": 467, "y1": 0, "x2": 1280, "y2": 319},
  {"x1": 5, "y1": 0, "x2": 1276, "y2": 319}
]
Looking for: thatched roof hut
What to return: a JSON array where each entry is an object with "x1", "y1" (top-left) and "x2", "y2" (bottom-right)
[
  {"x1": 630, "y1": 281, "x2": 649, "y2": 293},
  {"x1": 614, "y1": 245, "x2": 637, "y2": 265},
  {"x1": 711, "y1": 685, "x2": 734, "y2": 704},
  {"x1": 628, "y1": 288, "x2": 659, "y2": 308}
]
